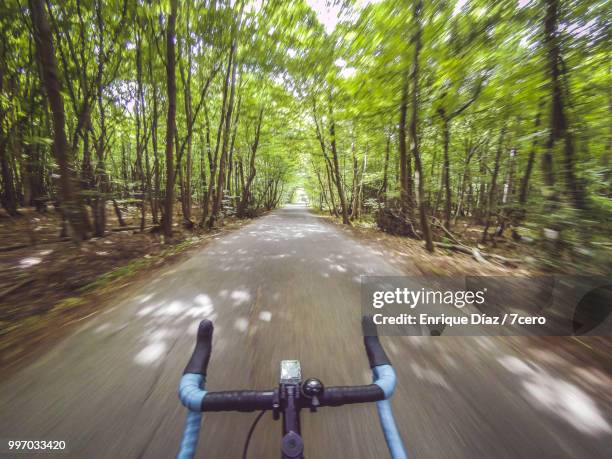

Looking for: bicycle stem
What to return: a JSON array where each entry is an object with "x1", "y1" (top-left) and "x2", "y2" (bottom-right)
[{"x1": 280, "y1": 383, "x2": 304, "y2": 458}]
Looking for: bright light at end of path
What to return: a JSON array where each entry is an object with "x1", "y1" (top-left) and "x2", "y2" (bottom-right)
[{"x1": 293, "y1": 188, "x2": 309, "y2": 205}]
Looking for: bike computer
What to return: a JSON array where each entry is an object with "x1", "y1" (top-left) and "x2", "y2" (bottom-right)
[{"x1": 280, "y1": 360, "x2": 301, "y2": 384}]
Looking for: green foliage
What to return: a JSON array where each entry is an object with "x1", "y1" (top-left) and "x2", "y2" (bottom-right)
[{"x1": 0, "y1": 0, "x2": 608, "y2": 265}]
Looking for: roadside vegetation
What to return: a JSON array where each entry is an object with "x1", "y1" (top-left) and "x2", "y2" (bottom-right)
[{"x1": 300, "y1": 0, "x2": 610, "y2": 274}]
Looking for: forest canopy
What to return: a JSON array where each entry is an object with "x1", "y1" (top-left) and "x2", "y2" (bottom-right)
[{"x1": 0, "y1": 0, "x2": 609, "y2": 268}]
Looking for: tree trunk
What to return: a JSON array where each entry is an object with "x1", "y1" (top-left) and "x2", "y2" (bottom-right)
[
  {"x1": 226, "y1": 93, "x2": 241, "y2": 204},
  {"x1": 439, "y1": 112, "x2": 452, "y2": 229},
  {"x1": 93, "y1": 83, "x2": 109, "y2": 236},
  {"x1": 325, "y1": 161, "x2": 338, "y2": 216},
  {"x1": 92, "y1": 3, "x2": 110, "y2": 237},
  {"x1": 112, "y1": 199, "x2": 126, "y2": 226},
  {"x1": 238, "y1": 107, "x2": 263, "y2": 217},
  {"x1": 0, "y1": 54, "x2": 18, "y2": 215},
  {"x1": 482, "y1": 124, "x2": 507, "y2": 243},
  {"x1": 519, "y1": 105, "x2": 543, "y2": 205},
  {"x1": 453, "y1": 144, "x2": 476, "y2": 225},
  {"x1": 209, "y1": 40, "x2": 238, "y2": 228},
  {"x1": 163, "y1": 0, "x2": 177, "y2": 238},
  {"x1": 179, "y1": 14, "x2": 194, "y2": 226},
  {"x1": 0, "y1": 139, "x2": 19, "y2": 216},
  {"x1": 379, "y1": 129, "x2": 391, "y2": 202},
  {"x1": 312, "y1": 159, "x2": 331, "y2": 213},
  {"x1": 328, "y1": 91, "x2": 350, "y2": 225},
  {"x1": 29, "y1": 0, "x2": 91, "y2": 241},
  {"x1": 398, "y1": 72, "x2": 413, "y2": 214},
  {"x1": 135, "y1": 34, "x2": 148, "y2": 231},
  {"x1": 350, "y1": 143, "x2": 359, "y2": 219},
  {"x1": 409, "y1": 0, "x2": 433, "y2": 252},
  {"x1": 149, "y1": 41, "x2": 160, "y2": 224},
  {"x1": 356, "y1": 148, "x2": 367, "y2": 219},
  {"x1": 542, "y1": 0, "x2": 587, "y2": 210},
  {"x1": 502, "y1": 148, "x2": 517, "y2": 205},
  {"x1": 201, "y1": 49, "x2": 232, "y2": 227}
]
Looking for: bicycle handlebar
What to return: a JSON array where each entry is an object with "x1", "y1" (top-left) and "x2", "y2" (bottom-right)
[
  {"x1": 363, "y1": 316, "x2": 391, "y2": 368},
  {"x1": 200, "y1": 390, "x2": 275, "y2": 412},
  {"x1": 178, "y1": 317, "x2": 407, "y2": 459},
  {"x1": 317, "y1": 384, "x2": 385, "y2": 406},
  {"x1": 181, "y1": 317, "x2": 393, "y2": 412},
  {"x1": 183, "y1": 319, "x2": 213, "y2": 376},
  {"x1": 196, "y1": 384, "x2": 385, "y2": 412}
]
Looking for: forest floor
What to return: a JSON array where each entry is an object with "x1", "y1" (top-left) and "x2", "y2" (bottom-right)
[
  {"x1": 0, "y1": 204, "x2": 256, "y2": 374},
  {"x1": 319, "y1": 212, "x2": 609, "y2": 277},
  {"x1": 328, "y1": 218, "x2": 533, "y2": 277}
]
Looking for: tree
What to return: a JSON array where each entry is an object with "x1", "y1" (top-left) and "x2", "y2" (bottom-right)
[
  {"x1": 29, "y1": 0, "x2": 91, "y2": 241},
  {"x1": 398, "y1": 70, "x2": 413, "y2": 214},
  {"x1": 409, "y1": 0, "x2": 433, "y2": 252},
  {"x1": 238, "y1": 107, "x2": 263, "y2": 217},
  {"x1": 436, "y1": 81, "x2": 482, "y2": 229},
  {"x1": 541, "y1": 0, "x2": 587, "y2": 210},
  {"x1": 328, "y1": 89, "x2": 350, "y2": 225},
  {"x1": 163, "y1": 0, "x2": 178, "y2": 238}
]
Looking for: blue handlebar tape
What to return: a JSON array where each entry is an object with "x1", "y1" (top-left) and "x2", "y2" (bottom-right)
[
  {"x1": 179, "y1": 373, "x2": 208, "y2": 410},
  {"x1": 373, "y1": 365, "x2": 408, "y2": 459},
  {"x1": 177, "y1": 367, "x2": 407, "y2": 459},
  {"x1": 177, "y1": 373, "x2": 208, "y2": 459},
  {"x1": 178, "y1": 410, "x2": 202, "y2": 459}
]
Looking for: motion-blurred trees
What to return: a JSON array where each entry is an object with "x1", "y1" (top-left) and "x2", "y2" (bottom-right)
[
  {"x1": 0, "y1": 0, "x2": 300, "y2": 240},
  {"x1": 297, "y1": 0, "x2": 609, "y2": 264},
  {"x1": 0, "y1": 0, "x2": 609, "y2": 265}
]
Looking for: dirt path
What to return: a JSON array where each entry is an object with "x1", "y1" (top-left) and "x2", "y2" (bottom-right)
[{"x1": 0, "y1": 204, "x2": 610, "y2": 458}]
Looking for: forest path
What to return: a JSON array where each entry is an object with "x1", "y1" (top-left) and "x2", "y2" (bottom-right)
[{"x1": 0, "y1": 204, "x2": 610, "y2": 458}]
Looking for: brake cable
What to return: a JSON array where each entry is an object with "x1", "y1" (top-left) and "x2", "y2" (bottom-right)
[{"x1": 242, "y1": 410, "x2": 266, "y2": 459}]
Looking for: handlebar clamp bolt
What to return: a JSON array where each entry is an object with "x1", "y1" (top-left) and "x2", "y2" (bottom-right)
[{"x1": 281, "y1": 431, "x2": 304, "y2": 458}]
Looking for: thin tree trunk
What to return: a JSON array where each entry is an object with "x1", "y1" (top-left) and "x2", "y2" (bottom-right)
[
  {"x1": 519, "y1": 104, "x2": 543, "y2": 205},
  {"x1": 112, "y1": 199, "x2": 126, "y2": 226},
  {"x1": 0, "y1": 49, "x2": 19, "y2": 216},
  {"x1": 227, "y1": 92, "x2": 241, "y2": 202},
  {"x1": 0, "y1": 139, "x2": 19, "y2": 216},
  {"x1": 482, "y1": 124, "x2": 507, "y2": 243},
  {"x1": 149, "y1": 38, "x2": 160, "y2": 224},
  {"x1": 325, "y1": 161, "x2": 338, "y2": 216},
  {"x1": 135, "y1": 33, "x2": 148, "y2": 231},
  {"x1": 409, "y1": 0, "x2": 433, "y2": 252},
  {"x1": 398, "y1": 71, "x2": 413, "y2": 214},
  {"x1": 238, "y1": 107, "x2": 263, "y2": 217},
  {"x1": 328, "y1": 91, "x2": 350, "y2": 225},
  {"x1": 350, "y1": 142, "x2": 359, "y2": 219},
  {"x1": 356, "y1": 148, "x2": 367, "y2": 219},
  {"x1": 379, "y1": 129, "x2": 391, "y2": 202},
  {"x1": 438, "y1": 112, "x2": 452, "y2": 229},
  {"x1": 312, "y1": 159, "x2": 331, "y2": 213},
  {"x1": 453, "y1": 143, "x2": 477, "y2": 225},
  {"x1": 93, "y1": 63, "x2": 109, "y2": 237},
  {"x1": 163, "y1": 0, "x2": 177, "y2": 238},
  {"x1": 209, "y1": 40, "x2": 238, "y2": 228},
  {"x1": 201, "y1": 52, "x2": 231, "y2": 227}
]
